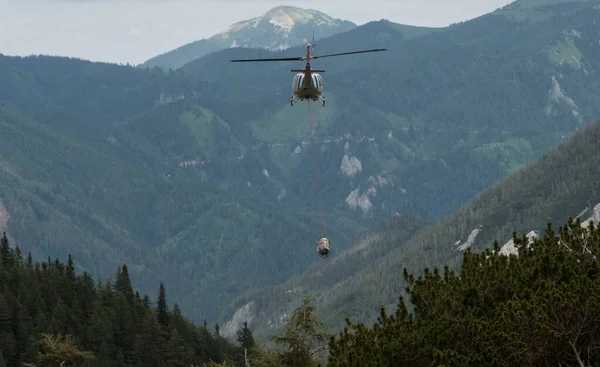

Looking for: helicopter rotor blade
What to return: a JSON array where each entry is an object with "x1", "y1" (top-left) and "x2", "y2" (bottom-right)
[
  {"x1": 312, "y1": 48, "x2": 387, "y2": 59},
  {"x1": 230, "y1": 56, "x2": 305, "y2": 62}
]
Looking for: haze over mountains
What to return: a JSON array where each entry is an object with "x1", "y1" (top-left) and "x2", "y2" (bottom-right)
[{"x1": 1, "y1": 0, "x2": 600, "y2": 349}]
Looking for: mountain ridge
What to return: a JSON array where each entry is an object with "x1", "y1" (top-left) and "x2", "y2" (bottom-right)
[
  {"x1": 227, "y1": 117, "x2": 600, "y2": 340},
  {"x1": 2, "y1": 0, "x2": 600, "y2": 333},
  {"x1": 140, "y1": 6, "x2": 358, "y2": 70}
]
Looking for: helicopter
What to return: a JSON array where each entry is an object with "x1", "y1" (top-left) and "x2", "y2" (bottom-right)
[{"x1": 230, "y1": 37, "x2": 387, "y2": 107}]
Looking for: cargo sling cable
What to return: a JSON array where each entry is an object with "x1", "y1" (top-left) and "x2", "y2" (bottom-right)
[
  {"x1": 229, "y1": 38, "x2": 387, "y2": 259},
  {"x1": 307, "y1": 100, "x2": 324, "y2": 234},
  {"x1": 308, "y1": 100, "x2": 330, "y2": 258}
]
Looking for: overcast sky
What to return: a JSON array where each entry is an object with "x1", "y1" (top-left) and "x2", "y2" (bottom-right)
[{"x1": 0, "y1": 0, "x2": 515, "y2": 65}]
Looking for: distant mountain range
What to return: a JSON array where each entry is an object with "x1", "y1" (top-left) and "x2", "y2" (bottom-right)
[
  {"x1": 222, "y1": 115, "x2": 600, "y2": 341},
  {"x1": 2, "y1": 0, "x2": 600, "y2": 340},
  {"x1": 212, "y1": 0, "x2": 600, "y2": 338},
  {"x1": 140, "y1": 6, "x2": 357, "y2": 70}
]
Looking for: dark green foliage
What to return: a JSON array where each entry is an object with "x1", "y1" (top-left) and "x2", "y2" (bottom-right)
[
  {"x1": 157, "y1": 283, "x2": 169, "y2": 329},
  {"x1": 0, "y1": 233, "x2": 10, "y2": 266},
  {"x1": 0, "y1": 236, "x2": 243, "y2": 366},
  {"x1": 236, "y1": 321, "x2": 255, "y2": 351},
  {"x1": 328, "y1": 218, "x2": 600, "y2": 366},
  {"x1": 223, "y1": 213, "x2": 426, "y2": 341},
  {"x1": 270, "y1": 295, "x2": 328, "y2": 367},
  {"x1": 249, "y1": 295, "x2": 328, "y2": 367},
  {"x1": 263, "y1": 117, "x2": 600, "y2": 337},
  {"x1": 0, "y1": 66, "x2": 371, "y2": 324},
  {"x1": 3, "y1": 0, "x2": 600, "y2": 334},
  {"x1": 180, "y1": 0, "x2": 600, "y2": 223}
]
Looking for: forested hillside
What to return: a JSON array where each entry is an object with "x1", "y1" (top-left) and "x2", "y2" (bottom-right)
[
  {"x1": 220, "y1": 213, "x2": 427, "y2": 340},
  {"x1": 226, "y1": 117, "x2": 600, "y2": 338},
  {"x1": 206, "y1": 0, "x2": 600, "y2": 336},
  {"x1": 181, "y1": 0, "x2": 600, "y2": 224},
  {"x1": 328, "y1": 218, "x2": 600, "y2": 366},
  {"x1": 0, "y1": 55, "x2": 371, "y2": 324},
  {"x1": 2, "y1": 0, "x2": 600, "y2": 334},
  {"x1": 0, "y1": 233, "x2": 244, "y2": 367}
]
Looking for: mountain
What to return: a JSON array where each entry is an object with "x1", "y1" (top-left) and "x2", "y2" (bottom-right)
[
  {"x1": 0, "y1": 54, "x2": 375, "y2": 326},
  {"x1": 3, "y1": 0, "x2": 600, "y2": 338},
  {"x1": 225, "y1": 108, "x2": 600, "y2": 339},
  {"x1": 140, "y1": 6, "x2": 358, "y2": 70},
  {"x1": 220, "y1": 213, "x2": 428, "y2": 340},
  {"x1": 212, "y1": 0, "x2": 600, "y2": 337},
  {"x1": 180, "y1": 0, "x2": 600, "y2": 225}
]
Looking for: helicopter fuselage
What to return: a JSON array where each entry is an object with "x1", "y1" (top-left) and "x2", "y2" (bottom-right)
[
  {"x1": 230, "y1": 41, "x2": 386, "y2": 108},
  {"x1": 290, "y1": 62, "x2": 325, "y2": 106}
]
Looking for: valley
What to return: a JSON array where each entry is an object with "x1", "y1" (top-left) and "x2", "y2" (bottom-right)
[{"x1": 2, "y1": 0, "x2": 600, "y2": 365}]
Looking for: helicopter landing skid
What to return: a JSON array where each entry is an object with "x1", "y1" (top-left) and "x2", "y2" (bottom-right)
[{"x1": 290, "y1": 95, "x2": 325, "y2": 107}]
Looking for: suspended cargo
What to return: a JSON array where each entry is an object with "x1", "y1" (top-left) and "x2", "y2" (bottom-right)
[{"x1": 317, "y1": 237, "x2": 330, "y2": 258}]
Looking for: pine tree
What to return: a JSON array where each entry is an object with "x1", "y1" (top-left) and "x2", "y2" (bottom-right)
[
  {"x1": 142, "y1": 294, "x2": 151, "y2": 309},
  {"x1": 236, "y1": 321, "x2": 255, "y2": 351},
  {"x1": 13, "y1": 246, "x2": 22, "y2": 265},
  {"x1": 0, "y1": 232, "x2": 11, "y2": 266},
  {"x1": 132, "y1": 311, "x2": 163, "y2": 366},
  {"x1": 156, "y1": 283, "x2": 169, "y2": 328},
  {"x1": 0, "y1": 229, "x2": 244, "y2": 366},
  {"x1": 115, "y1": 264, "x2": 134, "y2": 299},
  {"x1": 66, "y1": 254, "x2": 76, "y2": 283},
  {"x1": 269, "y1": 295, "x2": 328, "y2": 367}
]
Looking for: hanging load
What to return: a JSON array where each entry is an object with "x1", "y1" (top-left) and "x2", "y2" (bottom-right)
[
  {"x1": 317, "y1": 237, "x2": 330, "y2": 258},
  {"x1": 229, "y1": 33, "x2": 387, "y2": 260}
]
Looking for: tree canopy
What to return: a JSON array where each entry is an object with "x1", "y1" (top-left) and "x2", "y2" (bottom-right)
[
  {"x1": 328, "y1": 218, "x2": 600, "y2": 366},
  {"x1": 0, "y1": 232, "x2": 246, "y2": 367}
]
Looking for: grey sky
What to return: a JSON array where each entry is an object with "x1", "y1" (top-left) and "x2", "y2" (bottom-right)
[{"x1": 0, "y1": 0, "x2": 514, "y2": 65}]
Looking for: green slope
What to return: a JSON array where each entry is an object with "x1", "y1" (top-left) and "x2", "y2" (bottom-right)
[
  {"x1": 0, "y1": 61, "x2": 373, "y2": 324},
  {"x1": 232, "y1": 118, "x2": 600, "y2": 339},
  {"x1": 180, "y1": 0, "x2": 600, "y2": 226},
  {"x1": 213, "y1": 0, "x2": 600, "y2": 337},
  {"x1": 327, "y1": 218, "x2": 600, "y2": 366},
  {"x1": 218, "y1": 213, "x2": 427, "y2": 340},
  {"x1": 0, "y1": 235, "x2": 243, "y2": 366},
  {"x1": 2, "y1": 0, "x2": 600, "y2": 333}
]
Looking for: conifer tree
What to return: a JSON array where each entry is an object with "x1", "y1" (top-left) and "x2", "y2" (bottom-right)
[
  {"x1": 0, "y1": 232, "x2": 11, "y2": 266},
  {"x1": 328, "y1": 219, "x2": 600, "y2": 366},
  {"x1": 236, "y1": 321, "x2": 255, "y2": 351},
  {"x1": 157, "y1": 282, "x2": 169, "y2": 328},
  {"x1": 0, "y1": 233, "x2": 242, "y2": 366},
  {"x1": 252, "y1": 295, "x2": 328, "y2": 367},
  {"x1": 116, "y1": 264, "x2": 134, "y2": 298},
  {"x1": 142, "y1": 294, "x2": 151, "y2": 309},
  {"x1": 66, "y1": 255, "x2": 76, "y2": 283}
]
